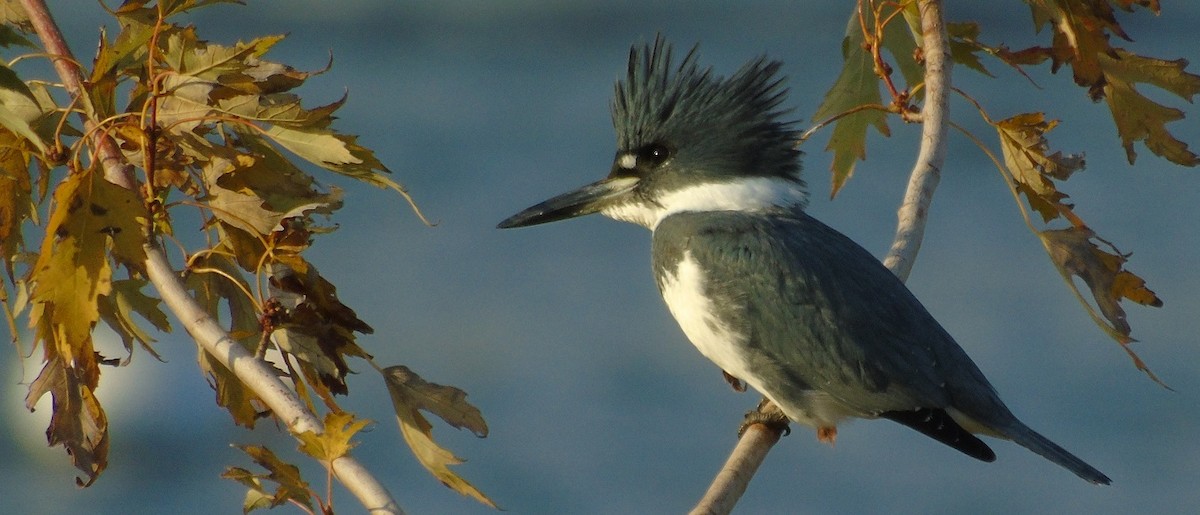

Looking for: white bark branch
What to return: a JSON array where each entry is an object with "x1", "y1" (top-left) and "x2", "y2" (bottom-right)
[
  {"x1": 144, "y1": 249, "x2": 402, "y2": 514},
  {"x1": 688, "y1": 424, "x2": 782, "y2": 515},
  {"x1": 690, "y1": 1, "x2": 952, "y2": 512},
  {"x1": 882, "y1": 0, "x2": 952, "y2": 281},
  {"x1": 20, "y1": 1, "x2": 402, "y2": 512}
]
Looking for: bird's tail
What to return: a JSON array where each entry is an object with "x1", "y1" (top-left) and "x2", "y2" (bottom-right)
[{"x1": 1006, "y1": 423, "x2": 1111, "y2": 485}]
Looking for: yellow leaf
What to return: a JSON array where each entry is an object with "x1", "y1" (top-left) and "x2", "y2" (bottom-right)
[
  {"x1": 994, "y1": 113, "x2": 1085, "y2": 223},
  {"x1": 295, "y1": 411, "x2": 370, "y2": 463},
  {"x1": 1098, "y1": 50, "x2": 1200, "y2": 166},
  {"x1": 383, "y1": 365, "x2": 495, "y2": 508}
]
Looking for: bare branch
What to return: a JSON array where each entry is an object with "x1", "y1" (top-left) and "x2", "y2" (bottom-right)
[
  {"x1": 688, "y1": 423, "x2": 783, "y2": 515},
  {"x1": 144, "y1": 249, "x2": 403, "y2": 514},
  {"x1": 19, "y1": 1, "x2": 402, "y2": 512},
  {"x1": 691, "y1": 1, "x2": 952, "y2": 512},
  {"x1": 882, "y1": 0, "x2": 952, "y2": 281}
]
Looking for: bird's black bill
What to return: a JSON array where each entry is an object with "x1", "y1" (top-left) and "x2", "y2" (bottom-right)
[{"x1": 497, "y1": 177, "x2": 638, "y2": 229}]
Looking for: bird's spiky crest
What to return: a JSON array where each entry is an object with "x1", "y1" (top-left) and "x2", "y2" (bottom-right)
[{"x1": 611, "y1": 35, "x2": 802, "y2": 184}]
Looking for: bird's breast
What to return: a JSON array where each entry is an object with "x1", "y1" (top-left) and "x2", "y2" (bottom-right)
[{"x1": 657, "y1": 251, "x2": 756, "y2": 384}]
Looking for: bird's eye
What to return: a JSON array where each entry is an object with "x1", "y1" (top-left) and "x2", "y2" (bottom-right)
[{"x1": 639, "y1": 143, "x2": 671, "y2": 166}]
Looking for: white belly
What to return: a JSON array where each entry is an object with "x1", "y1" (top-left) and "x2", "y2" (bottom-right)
[
  {"x1": 659, "y1": 251, "x2": 856, "y2": 429},
  {"x1": 659, "y1": 252, "x2": 756, "y2": 385}
]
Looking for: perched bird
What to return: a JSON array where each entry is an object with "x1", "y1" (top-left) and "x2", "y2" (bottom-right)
[{"x1": 498, "y1": 36, "x2": 1110, "y2": 485}]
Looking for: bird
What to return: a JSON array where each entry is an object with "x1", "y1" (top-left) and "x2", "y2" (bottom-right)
[{"x1": 497, "y1": 35, "x2": 1111, "y2": 485}]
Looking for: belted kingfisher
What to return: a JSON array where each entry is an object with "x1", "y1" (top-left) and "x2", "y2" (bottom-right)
[{"x1": 498, "y1": 36, "x2": 1110, "y2": 485}]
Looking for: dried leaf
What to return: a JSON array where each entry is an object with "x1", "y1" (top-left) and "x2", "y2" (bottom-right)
[
  {"x1": 1097, "y1": 50, "x2": 1200, "y2": 166},
  {"x1": 994, "y1": 113, "x2": 1086, "y2": 223},
  {"x1": 0, "y1": 128, "x2": 32, "y2": 279},
  {"x1": 200, "y1": 144, "x2": 342, "y2": 236},
  {"x1": 1028, "y1": 0, "x2": 1200, "y2": 166},
  {"x1": 0, "y1": 0, "x2": 32, "y2": 32},
  {"x1": 268, "y1": 259, "x2": 371, "y2": 398},
  {"x1": 383, "y1": 365, "x2": 494, "y2": 508},
  {"x1": 24, "y1": 358, "x2": 109, "y2": 486},
  {"x1": 225, "y1": 445, "x2": 315, "y2": 513},
  {"x1": 1038, "y1": 226, "x2": 1165, "y2": 384}
]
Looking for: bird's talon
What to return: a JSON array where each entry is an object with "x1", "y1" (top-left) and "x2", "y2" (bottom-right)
[{"x1": 738, "y1": 398, "x2": 790, "y2": 437}]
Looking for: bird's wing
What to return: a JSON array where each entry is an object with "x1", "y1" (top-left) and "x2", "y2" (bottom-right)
[{"x1": 654, "y1": 210, "x2": 1001, "y2": 416}]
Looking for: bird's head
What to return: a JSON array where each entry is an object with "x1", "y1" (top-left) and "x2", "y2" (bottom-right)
[{"x1": 499, "y1": 35, "x2": 806, "y2": 231}]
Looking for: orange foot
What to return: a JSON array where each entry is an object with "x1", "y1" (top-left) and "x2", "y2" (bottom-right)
[
  {"x1": 817, "y1": 426, "x2": 838, "y2": 446},
  {"x1": 722, "y1": 370, "x2": 747, "y2": 392}
]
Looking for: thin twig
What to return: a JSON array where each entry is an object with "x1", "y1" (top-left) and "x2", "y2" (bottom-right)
[{"x1": 19, "y1": 1, "x2": 403, "y2": 512}]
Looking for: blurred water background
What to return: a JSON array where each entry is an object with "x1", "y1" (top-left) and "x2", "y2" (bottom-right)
[{"x1": 2, "y1": 2, "x2": 1199, "y2": 514}]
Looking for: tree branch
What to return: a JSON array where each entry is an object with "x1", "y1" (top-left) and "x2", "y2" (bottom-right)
[
  {"x1": 882, "y1": 0, "x2": 952, "y2": 281},
  {"x1": 19, "y1": 1, "x2": 402, "y2": 512},
  {"x1": 690, "y1": 1, "x2": 952, "y2": 512}
]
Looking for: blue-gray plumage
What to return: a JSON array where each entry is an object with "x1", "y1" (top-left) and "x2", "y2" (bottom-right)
[{"x1": 498, "y1": 35, "x2": 1110, "y2": 485}]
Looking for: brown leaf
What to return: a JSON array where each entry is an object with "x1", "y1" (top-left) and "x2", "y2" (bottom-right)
[
  {"x1": 226, "y1": 444, "x2": 315, "y2": 513},
  {"x1": 0, "y1": 128, "x2": 33, "y2": 279},
  {"x1": 383, "y1": 365, "x2": 495, "y2": 508},
  {"x1": 268, "y1": 259, "x2": 371, "y2": 398},
  {"x1": 1038, "y1": 227, "x2": 1165, "y2": 384},
  {"x1": 24, "y1": 357, "x2": 109, "y2": 486},
  {"x1": 1028, "y1": 1, "x2": 1199, "y2": 166}
]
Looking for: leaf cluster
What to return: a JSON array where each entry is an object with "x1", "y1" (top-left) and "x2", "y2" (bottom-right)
[
  {"x1": 812, "y1": 0, "x2": 1191, "y2": 381},
  {"x1": 1, "y1": 0, "x2": 491, "y2": 509}
]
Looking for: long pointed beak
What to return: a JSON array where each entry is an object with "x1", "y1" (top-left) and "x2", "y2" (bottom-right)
[{"x1": 497, "y1": 177, "x2": 638, "y2": 229}]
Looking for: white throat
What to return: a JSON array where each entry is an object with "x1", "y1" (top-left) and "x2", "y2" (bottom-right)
[{"x1": 601, "y1": 177, "x2": 806, "y2": 230}]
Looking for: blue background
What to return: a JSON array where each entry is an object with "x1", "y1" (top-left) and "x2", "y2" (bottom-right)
[{"x1": 3, "y1": 2, "x2": 1199, "y2": 514}]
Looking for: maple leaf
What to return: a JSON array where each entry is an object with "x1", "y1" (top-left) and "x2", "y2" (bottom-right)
[
  {"x1": 383, "y1": 365, "x2": 495, "y2": 508},
  {"x1": 1038, "y1": 226, "x2": 1165, "y2": 384},
  {"x1": 295, "y1": 411, "x2": 370, "y2": 464},
  {"x1": 224, "y1": 444, "x2": 316, "y2": 513},
  {"x1": 0, "y1": 0, "x2": 32, "y2": 32},
  {"x1": 97, "y1": 278, "x2": 170, "y2": 362},
  {"x1": 1097, "y1": 50, "x2": 1200, "y2": 166},
  {"x1": 24, "y1": 357, "x2": 109, "y2": 486},
  {"x1": 994, "y1": 113, "x2": 1086, "y2": 224},
  {"x1": 812, "y1": 6, "x2": 898, "y2": 196},
  {"x1": 268, "y1": 259, "x2": 372, "y2": 398},
  {"x1": 29, "y1": 168, "x2": 147, "y2": 365},
  {"x1": 1027, "y1": 0, "x2": 1200, "y2": 166},
  {"x1": 200, "y1": 143, "x2": 342, "y2": 236}
]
